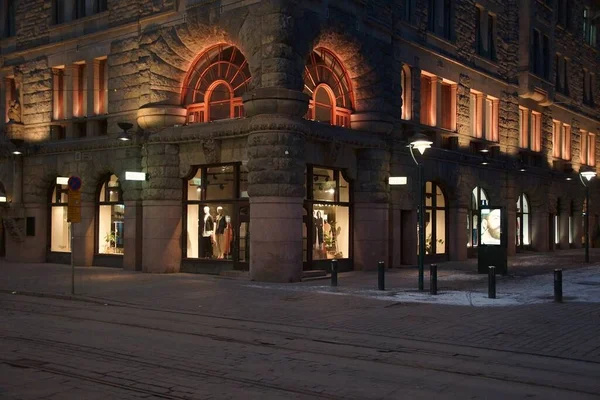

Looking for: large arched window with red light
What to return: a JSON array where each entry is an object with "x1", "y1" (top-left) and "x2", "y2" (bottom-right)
[
  {"x1": 303, "y1": 48, "x2": 354, "y2": 127},
  {"x1": 181, "y1": 44, "x2": 251, "y2": 124}
]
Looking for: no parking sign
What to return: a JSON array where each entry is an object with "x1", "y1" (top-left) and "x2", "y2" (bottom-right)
[{"x1": 67, "y1": 176, "x2": 82, "y2": 223}]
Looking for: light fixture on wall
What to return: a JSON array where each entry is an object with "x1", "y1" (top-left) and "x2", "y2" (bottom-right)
[
  {"x1": 10, "y1": 139, "x2": 24, "y2": 155},
  {"x1": 117, "y1": 122, "x2": 134, "y2": 141},
  {"x1": 388, "y1": 176, "x2": 408, "y2": 185},
  {"x1": 56, "y1": 177, "x2": 70, "y2": 185}
]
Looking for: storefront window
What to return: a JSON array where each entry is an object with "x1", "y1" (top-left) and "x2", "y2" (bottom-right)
[
  {"x1": 50, "y1": 182, "x2": 70, "y2": 252},
  {"x1": 306, "y1": 167, "x2": 351, "y2": 263},
  {"x1": 184, "y1": 163, "x2": 248, "y2": 266},
  {"x1": 97, "y1": 175, "x2": 124, "y2": 255},
  {"x1": 467, "y1": 186, "x2": 488, "y2": 247},
  {"x1": 423, "y1": 181, "x2": 447, "y2": 255},
  {"x1": 516, "y1": 193, "x2": 530, "y2": 247}
]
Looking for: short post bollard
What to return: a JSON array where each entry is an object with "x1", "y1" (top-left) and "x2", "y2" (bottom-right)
[
  {"x1": 488, "y1": 266, "x2": 496, "y2": 299},
  {"x1": 554, "y1": 269, "x2": 563, "y2": 303},
  {"x1": 430, "y1": 264, "x2": 438, "y2": 295},
  {"x1": 331, "y1": 259, "x2": 338, "y2": 287},
  {"x1": 378, "y1": 261, "x2": 385, "y2": 291}
]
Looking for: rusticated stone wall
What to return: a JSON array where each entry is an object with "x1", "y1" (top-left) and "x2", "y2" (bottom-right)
[{"x1": 21, "y1": 58, "x2": 52, "y2": 130}]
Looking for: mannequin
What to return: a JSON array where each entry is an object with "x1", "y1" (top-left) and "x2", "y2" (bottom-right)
[
  {"x1": 214, "y1": 206, "x2": 227, "y2": 258},
  {"x1": 224, "y1": 215, "x2": 233, "y2": 259},
  {"x1": 200, "y1": 206, "x2": 214, "y2": 258},
  {"x1": 314, "y1": 210, "x2": 324, "y2": 258}
]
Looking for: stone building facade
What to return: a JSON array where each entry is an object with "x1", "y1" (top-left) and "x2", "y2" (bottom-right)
[{"x1": 0, "y1": 0, "x2": 599, "y2": 281}]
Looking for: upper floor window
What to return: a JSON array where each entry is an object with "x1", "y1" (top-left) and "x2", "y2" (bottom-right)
[
  {"x1": 420, "y1": 72, "x2": 456, "y2": 130},
  {"x1": 581, "y1": 130, "x2": 596, "y2": 166},
  {"x1": 519, "y1": 107, "x2": 542, "y2": 152},
  {"x1": 553, "y1": 120, "x2": 571, "y2": 160},
  {"x1": 531, "y1": 30, "x2": 550, "y2": 80},
  {"x1": 181, "y1": 44, "x2": 250, "y2": 124},
  {"x1": 555, "y1": 55, "x2": 569, "y2": 95},
  {"x1": 557, "y1": 0, "x2": 572, "y2": 30},
  {"x1": 94, "y1": 57, "x2": 108, "y2": 115},
  {"x1": 1, "y1": 0, "x2": 15, "y2": 38},
  {"x1": 53, "y1": 0, "x2": 108, "y2": 25},
  {"x1": 428, "y1": 0, "x2": 454, "y2": 41},
  {"x1": 52, "y1": 67, "x2": 65, "y2": 121},
  {"x1": 583, "y1": 8, "x2": 597, "y2": 47},
  {"x1": 470, "y1": 90, "x2": 498, "y2": 141},
  {"x1": 475, "y1": 5, "x2": 496, "y2": 60},
  {"x1": 583, "y1": 68, "x2": 595, "y2": 106},
  {"x1": 93, "y1": 0, "x2": 107, "y2": 13},
  {"x1": 402, "y1": 0, "x2": 415, "y2": 22},
  {"x1": 401, "y1": 65, "x2": 412, "y2": 120},
  {"x1": 304, "y1": 48, "x2": 353, "y2": 128}
]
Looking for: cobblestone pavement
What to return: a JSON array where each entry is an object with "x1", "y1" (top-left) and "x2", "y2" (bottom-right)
[{"x1": 1, "y1": 254, "x2": 600, "y2": 398}]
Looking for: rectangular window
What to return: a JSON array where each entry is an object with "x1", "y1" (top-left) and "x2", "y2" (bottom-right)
[
  {"x1": 590, "y1": 133, "x2": 596, "y2": 166},
  {"x1": 553, "y1": 121, "x2": 561, "y2": 158},
  {"x1": 95, "y1": 58, "x2": 108, "y2": 115},
  {"x1": 440, "y1": 82, "x2": 455, "y2": 131},
  {"x1": 519, "y1": 107, "x2": 529, "y2": 149},
  {"x1": 584, "y1": 69, "x2": 594, "y2": 106},
  {"x1": 52, "y1": 68, "x2": 65, "y2": 121},
  {"x1": 442, "y1": 0, "x2": 452, "y2": 40},
  {"x1": 2, "y1": 0, "x2": 15, "y2": 37},
  {"x1": 94, "y1": 0, "x2": 108, "y2": 13},
  {"x1": 420, "y1": 74, "x2": 434, "y2": 127},
  {"x1": 554, "y1": 215, "x2": 559, "y2": 245},
  {"x1": 74, "y1": 63, "x2": 86, "y2": 118},
  {"x1": 562, "y1": 58, "x2": 569, "y2": 95},
  {"x1": 555, "y1": 54, "x2": 561, "y2": 90},
  {"x1": 53, "y1": 0, "x2": 65, "y2": 24},
  {"x1": 488, "y1": 13, "x2": 496, "y2": 60},
  {"x1": 470, "y1": 91, "x2": 482, "y2": 138},
  {"x1": 475, "y1": 6, "x2": 482, "y2": 55},
  {"x1": 530, "y1": 111, "x2": 542, "y2": 152},
  {"x1": 542, "y1": 35, "x2": 550, "y2": 80},
  {"x1": 532, "y1": 30, "x2": 540, "y2": 75},
  {"x1": 401, "y1": 66, "x2": 412, "y2": 120},
  {"x1": 402, "y1": 0, "x2": 413, "y2": 22},
  {"x1": 562, "y1": 124, "x2": 571, "y2": 160},
  {"x1": 428, "y1": 0, "x2": 436, "y2": 31},
  {"x1": 484, "y1": 97, "x2": 498, "y2": 142},
  {"x1": 74, "y1": 0, "x2": 86, "y2": 19}
]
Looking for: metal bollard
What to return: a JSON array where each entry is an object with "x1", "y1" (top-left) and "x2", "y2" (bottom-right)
[
  {"x1": 488, "y1": 266, "x2": 496, "y2": 299},
  {"x1": 554, "y1": 269, "x2": 563, "y2": 303},
  {"x1": 430, "y1": 264, "x2": 438, "y2": 295},
  {"x1": 378, "y1": 261, "x2": 385, "y2": 291},
  {"x1": 331, "y1": 259, "x2": 338, "y2": 287}
]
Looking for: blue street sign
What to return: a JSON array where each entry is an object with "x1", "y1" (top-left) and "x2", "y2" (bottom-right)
[{"x1": 68, "y1": 176, "x2": 82, "y2": 191}]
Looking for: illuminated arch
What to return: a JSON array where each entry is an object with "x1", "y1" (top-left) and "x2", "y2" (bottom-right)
[
  {"x1": 181, "y1": 44, "x2": 251, "y2": 123},
  {"x1": 303, "y1": 47, "x2": 354, "y2": 127}
]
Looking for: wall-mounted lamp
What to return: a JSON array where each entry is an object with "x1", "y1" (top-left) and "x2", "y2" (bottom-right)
[
  {"x1": 117, "y1": 122, "x2": 134, "y2": 141},
  {"x1": 10, "y1": 139, "x2": 24, "y2": 155},
  {"x1": 56, "y1": 177, "x2": 70, "y2": 185}
]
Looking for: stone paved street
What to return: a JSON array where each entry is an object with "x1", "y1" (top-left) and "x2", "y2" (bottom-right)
[{"x1": 1, "y1": 254, "x2": 600, "y2": 399}]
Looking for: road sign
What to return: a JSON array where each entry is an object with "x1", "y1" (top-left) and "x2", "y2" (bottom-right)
[
  {"x1": 68, "y1": 190, "x2": 81, "y2": 223},
  {"x1": 68, "y1": 176, "x2": 82, "y2": 191}
]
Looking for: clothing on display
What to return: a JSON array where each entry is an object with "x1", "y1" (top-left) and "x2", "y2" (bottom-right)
[{"x1": 200, "y1": 208, "x2": 214, "y2": 258}]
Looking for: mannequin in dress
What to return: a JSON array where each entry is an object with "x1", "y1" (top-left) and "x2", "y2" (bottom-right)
[
  {"x1": 200, "y1": 206, "x2": 214, "y2": 258},
  {"x1": 314, "y1": 210, "x2": 324, "y2": 258},
  {"x1": 214, "y1": 206, "x2": 227, "y2": 258}
]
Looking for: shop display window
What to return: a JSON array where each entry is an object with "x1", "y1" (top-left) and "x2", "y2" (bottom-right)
[
  {"x1": 97, "y1": 174, "x2": 124, "y2": 255},
  {"x1": 50, "y1": 182, "x2": 70, "y2": 253},
  {"x1": 468, "y1": 186, "x2": 488, "y2": 247},
  {"x1": 184, "y1": 163, "x2": 249, "y2": 266},
  {"x1": 305, "y1": 167, "x2": 351, "y2": 263},
  {"x1": 516, "y1": 193, "x2": 531, "y2": 248},
  {"x1": 420, "y1": 182, "x2": 447, "y2": 255}
]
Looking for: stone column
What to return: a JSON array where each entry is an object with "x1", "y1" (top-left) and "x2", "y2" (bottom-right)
[
  {"x1": 354, "y1": 149, "x2": 390, "y2": 271},
  {"x1": 449, "y1": 206, "x2": 468, "y2": 261},
  {"x1": 142, "y1": 143, "x2": 182, "y2": 273},
  {"x1": 532, "y1": 210, "x2": 549, "y2": 252},
  {"x1": 243, "y1": 89, "x2": 308, "y2": 282},
  {"x1": 123, "y1": 200, "x2": 143, "y2": 271},
  {"x1": 71, "y1": 200, "x2": 95, "y2": 266}
]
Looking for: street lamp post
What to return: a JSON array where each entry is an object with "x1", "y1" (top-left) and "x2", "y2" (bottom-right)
[
  {"x1": 409, "y1": 133, "x2": 433, "y2": 291},
  {"x1": 580, "y1": 170, "x2": 596, "y2": 263}
]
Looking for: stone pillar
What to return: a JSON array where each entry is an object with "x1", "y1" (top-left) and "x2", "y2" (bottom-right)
[
  {"x1": 449, "y1": 206, "x2": 468, "y2": 261},
  {"x1": 243, "y1": 93, "x2": 308, "y2": 282},
  {"x1": 6, "y1": 203, "x2": 46, "y2": 263},
  {"x1": 71, "y1": 201, "x2": 94, "y2": 266},
  {"x1": 354, "y1": 149, "x2": 390, "y2": 271},
  {"x1": 142, "y1": 143, "x2": 182, "y2": 273},
  {"x1": 532, "y1": 210, "x2": 549, "y2": 252},
  {"x1": 123, "y1": 200, "x2": 143, "y2": 271}
]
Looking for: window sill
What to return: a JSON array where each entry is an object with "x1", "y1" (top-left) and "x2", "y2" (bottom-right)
[
  {"x1": 473, "y1": 54, "x2": 499, "y2": 74},
  {"x1": 49, "y1": 11, "x2": 109, "y2": 31},
  {"x1": 425, "y1": 32, "x2": 457, "y2": 57},
  {"x1": 582, "y1": 43, "x2": 598, "y2": 53}
]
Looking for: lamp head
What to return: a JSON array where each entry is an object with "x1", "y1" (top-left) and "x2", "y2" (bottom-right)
[
  {"x1": 409, "y1": 133, "x2": 433, "y2": 155},
  {"x1": 581, "y1": 170, "x2": 596, "y2": 181}
]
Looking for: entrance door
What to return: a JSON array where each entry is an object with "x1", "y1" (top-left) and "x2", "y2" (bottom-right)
[
  {"x1": 549, "y1": 214, "x2": 555, "y2": 251},
  {"x1": 236, "y1": 204, "x2": 249, "y2": 270}
]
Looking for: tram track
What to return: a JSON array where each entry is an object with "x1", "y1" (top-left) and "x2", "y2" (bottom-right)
[{"x1": 2, "y1": 296, "x2": 599, "y2": 397}]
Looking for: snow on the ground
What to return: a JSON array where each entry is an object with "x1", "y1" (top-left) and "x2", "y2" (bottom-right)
[{"x1": 246, "y1": 266, "x2": 600, "y2": 307}]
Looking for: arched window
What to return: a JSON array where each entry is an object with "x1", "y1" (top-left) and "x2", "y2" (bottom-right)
[
  {"x1": 0, "y1": 181, "x2": 7, "y2": 202},
  {"x1": 516, "y1": 193, "x2": 531, "y2": 248},
  {"x1": 423, "y1": 181, "x2": 447, "y2": 255},
  {"x1": 401, "y1": 64, "x2": 412, "y2": 120},
  {"x1": 97, "y1": 175, "x2": 124, "y2": 255},
  {"x1": 304, "y1": 48, "x2": 353, "y2": 127},
  {"x1": 467, "y1": 186, "x2": 488, "y2": 247},
  {"x1": 49, "y1": 180, "x2": 70, "y2": 253},
  {"x1": 182, "y1": 44, "x2": 250, "y2": 124}
]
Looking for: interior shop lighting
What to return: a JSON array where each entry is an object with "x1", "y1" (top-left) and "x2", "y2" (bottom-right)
[
  {"x1": 0, "y1": 196, "x2": 7, "y2": 202},
  {"x1": 125, "y1": 171, "x2": 148, "y2": 181}
]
